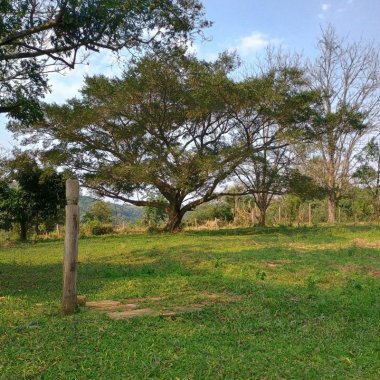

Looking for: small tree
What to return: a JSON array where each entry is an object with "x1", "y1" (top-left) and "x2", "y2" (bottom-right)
[
  {"x1": 236, "y1": 139, "x2": 293, "y2": 226},
  {"x1": 0, "y1": 153, "x2": 66, "y2": 239}
]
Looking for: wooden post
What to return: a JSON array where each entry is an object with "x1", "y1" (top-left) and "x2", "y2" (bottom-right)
[
  {"x1": 308, "y1": 203, "x2": 312, "y2": 226},
  {"x1": 62, "y1": 179, "x2": 79, "y2": 315}
]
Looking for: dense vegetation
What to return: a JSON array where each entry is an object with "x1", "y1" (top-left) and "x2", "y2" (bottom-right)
[{"x1": 3, "y1": 28, "x2": 378, "y2": 234}]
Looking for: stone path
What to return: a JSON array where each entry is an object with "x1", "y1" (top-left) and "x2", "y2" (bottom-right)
[{"x1": 84, "y1": 292, "x2": 239, "y2": 320}]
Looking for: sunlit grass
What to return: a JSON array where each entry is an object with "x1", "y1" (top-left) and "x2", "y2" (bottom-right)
[{"x1": 1, "y1": 225, "x2": 380, "y2": 379}]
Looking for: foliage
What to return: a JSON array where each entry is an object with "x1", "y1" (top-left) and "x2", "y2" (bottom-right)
[
  {"x1": 18, "y1": 49, "x2": 319, "y2": 231},
  {"x1": 185, "y1": 201, "x2": 234, "y2": 225},
  {"x1": 1, "y1": 226, "x2": 380, "y2": 378},
  {"x1": 287, "y1": 169, "x2": 327, "y2": 202},
  {"x1": 233, "y1": 54, "x2": 320, "y2": 226},
  {"x1": 18, "y1": 51, "x2": 244, "y2": 231},
  {"x1": 142, "y1": 194, "x2": 168, "y2": 227},
  {"x1": 353, "y1": 137, "x2": 380, "y2": 221},
  {"x1": 79, "y1": 195, "x2": 142, "y2": 224},
  {"x1": 0, "y1": 153, "x2": 66, "y2": 240},
  {"x1": 1, "y1": 0, "x2": 209, "y2": 123},
  {"x1": 80, "y1": 220, "x2": 114, "y2": 236},
  {"x1": 83, "y1": 200, "x2": 113, "y2": 224},
  {"x1": 303, "y1": 25, "x2": 380, "y2": 222}
]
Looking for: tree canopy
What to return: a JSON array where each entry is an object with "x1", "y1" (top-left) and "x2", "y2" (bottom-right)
[
  {"x1": 232, "y1": 61, "x2": 319, "y2": 226},
  {"x1": 0, "y1": 0, "x2": 209, "y2": 122},
  {"x1": 13, "y1": 49, "x2": 319, "y2": 231},
  {"x1": 0, "y1": 153, "x2": 66, "y2": 239},
  {"x1": 17, "y1": 51, "x2": 243, "y2": 231},
  {"x1": 303, "y1": 25, "x2": 380, "y2": 223},
  {"x1": 83, "y1": 200, "x2": 113, "y2": 224}
]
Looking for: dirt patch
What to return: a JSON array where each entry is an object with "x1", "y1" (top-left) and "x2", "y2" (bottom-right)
[
  {"x1": 265, "y1": 259, "x2": 293, "y2": 268},
  {"x1": 352, "y1": 239, "x2": 380, "y2": 249},
  {"x1": 367, "y1": 268, "x2": 380, "y2": 277},
  {"x1": 86, "y1": 292, "x2": 240, "y2": 320},
  {"x1": 108, "y1": 308, "x2": 155, "y2": 320},
  {"x1": 340, "y1": 264, "x2": 360, "y2": 273},
  {"x1": 86, "y1": 300, "x2": 122, "y2": 308},
  {"x1": 86, "y1": 300, "x2": 139, "y2": 312},
  {"x1": 122, "y1": 296, "x2": 163, "y2": 304}
]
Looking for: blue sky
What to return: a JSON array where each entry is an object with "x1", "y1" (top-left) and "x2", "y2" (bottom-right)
[{"x1": 1, "y1": 0, "x2": 379, "y2": 149}]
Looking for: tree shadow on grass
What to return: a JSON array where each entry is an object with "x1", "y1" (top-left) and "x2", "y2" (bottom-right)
[
  {"x1": 1, "y1": 234, "x2": 379, "y2": 322},
  {"x1": 184, "y1": 224, "x2": 380, "y2": 244},
  {"x1": 0, "y1": 253, "x2": 213, "y2": 302}
]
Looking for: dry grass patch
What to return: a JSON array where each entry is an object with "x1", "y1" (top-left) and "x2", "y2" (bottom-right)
[
  {"x1": 352, "y1": 238, "x2": 380, "y2": 248},
  {"x1": 86, "y1": 292, "x2": 241, "y2": 320}
]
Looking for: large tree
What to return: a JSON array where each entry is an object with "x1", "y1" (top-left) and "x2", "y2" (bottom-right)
[
  {"x1": 15, "y1": 52, "x2": 245, "y2": 231},
  {"x1": 0, "y1": 0, "x2": 208, "y2": 122},
  {"x1": 305, "y1": 26, "x2": 380, "y2": 223}
]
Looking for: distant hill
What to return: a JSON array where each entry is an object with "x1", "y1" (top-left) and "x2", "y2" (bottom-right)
[{"x1": 79, "y1": 195, "x2": 143, "y2": 224}]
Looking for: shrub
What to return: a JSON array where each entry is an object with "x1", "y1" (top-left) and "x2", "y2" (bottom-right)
[{"x1": 80, "y1": 220, "x2": 114, "y2": 236}]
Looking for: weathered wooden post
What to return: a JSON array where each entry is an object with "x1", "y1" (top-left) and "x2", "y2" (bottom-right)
[
  {"x1": 62, "y1": 179, "x2": 79, "y2": 315},
  {"x1": 308, "y1": 203, "x2": 312, "y2": 226}
]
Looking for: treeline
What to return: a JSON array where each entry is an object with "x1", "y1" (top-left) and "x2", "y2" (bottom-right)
[{"x1": 1, "y1": 25, "x2": 380, "y2": 236}]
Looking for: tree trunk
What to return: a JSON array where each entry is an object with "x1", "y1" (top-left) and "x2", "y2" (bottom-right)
[
  {"x1": 20, "y1": 221, "x2": 28, "y2": 241},
  {"x1": 258, "y1": 210, "x2": 266, "y2": 226},
  {"x1": 164, "y1": 208, "x2": 184, "y2": 232},
  {"x1": 327, "y1": 193, "x2": 336, "y2": 223},
  {"x1": 256, "y1": 194, "x2": 269, "y2": 227},
  {"x1": 257, "y1": 206, "x2": 267, "y2": 226},
  {"x1": 35, "y1": 221, "x2": 40, "y2": 236}
]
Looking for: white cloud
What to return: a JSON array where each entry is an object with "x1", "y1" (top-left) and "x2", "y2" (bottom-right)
[
  {"x1": 318, "y1": 3, "x2": 332, "y2": 18},
  {"x1": 234, "y1": 32, "x2": 282, "y2": 56},
  {"x1": 321, "y1": 3, "x2": 331, "y2": 11}
]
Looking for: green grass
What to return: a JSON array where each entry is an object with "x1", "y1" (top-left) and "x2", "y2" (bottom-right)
[{"x1": 1, "y1": 225, "x2": 380, "y2": 379}]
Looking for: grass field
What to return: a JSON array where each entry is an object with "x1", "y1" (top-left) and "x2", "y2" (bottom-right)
[{"x1": 1, "y1": 225, "x2": 380, "y2": 379}]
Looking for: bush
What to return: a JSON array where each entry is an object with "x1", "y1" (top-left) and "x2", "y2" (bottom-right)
[
  {"x1": 80, "y1": 220, "x2": 114, "y2": 236},
  {"x1": 186, "y1": 201, "x2": 233, "y2": 226}
]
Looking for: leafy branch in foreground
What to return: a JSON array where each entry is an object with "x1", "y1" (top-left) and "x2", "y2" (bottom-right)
[{"x1": 1, "y1": 0, "x2": 209, "y2": 123}]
